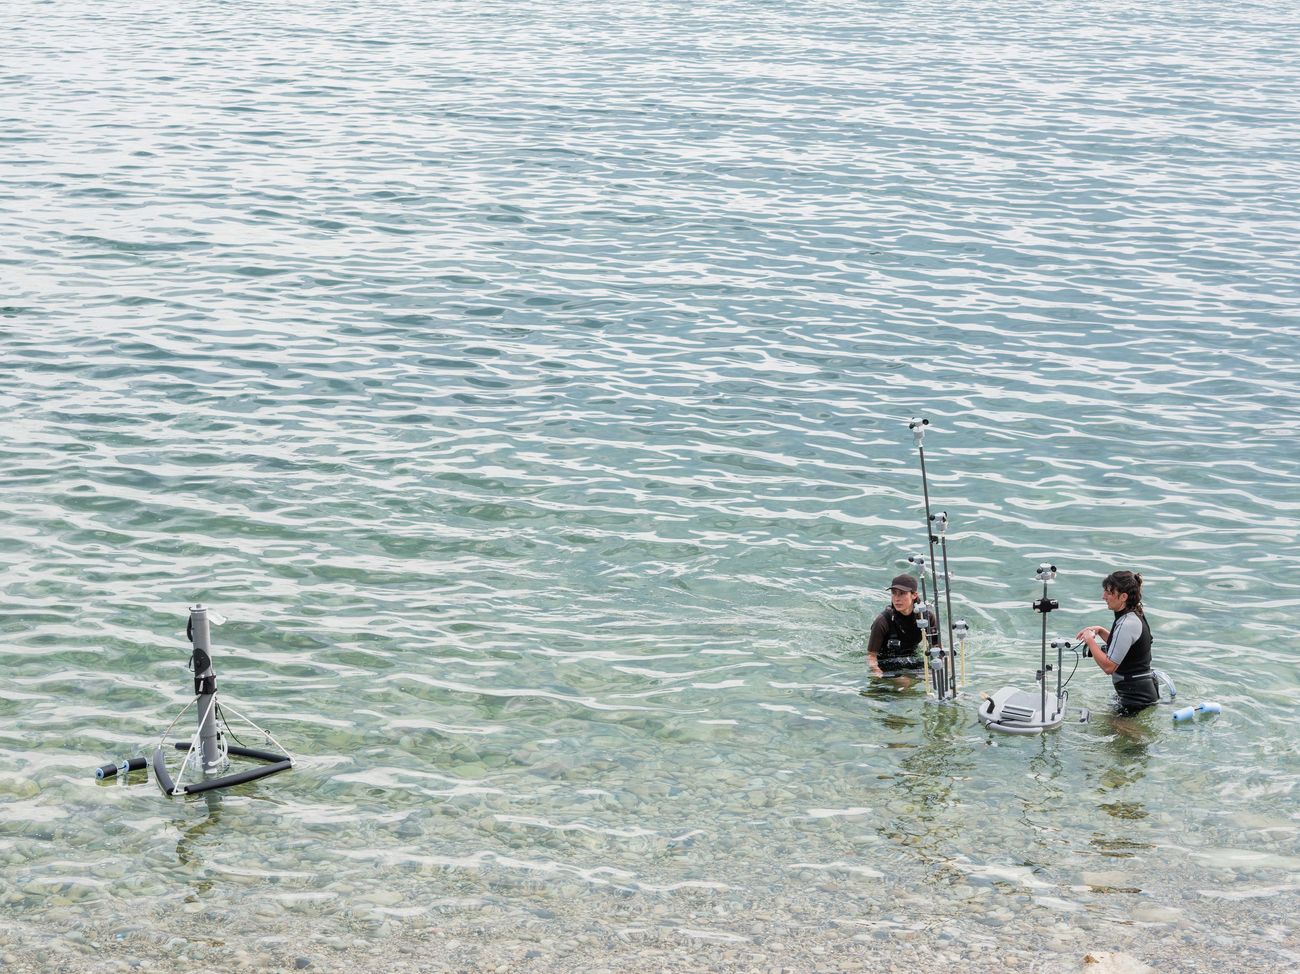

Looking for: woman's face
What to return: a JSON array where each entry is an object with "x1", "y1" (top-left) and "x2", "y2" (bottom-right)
[
  {"x1": 891, "y1": 588, "x2": 918, "y2": 613},
  {"x1": 1102, "y1": 586, "x2": 1129, "y2": 612}
]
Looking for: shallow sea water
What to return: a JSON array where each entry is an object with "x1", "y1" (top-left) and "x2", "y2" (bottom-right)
[{"x1": 2, "y1": 0, "x2": 1299, "y2": 970}]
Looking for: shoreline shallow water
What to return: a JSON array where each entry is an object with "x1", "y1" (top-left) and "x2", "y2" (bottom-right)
[
  {"x1": 4, "y1": 693, "x2": 1297, "y2": 974},
  {"x1": 1, "y1": 888, "x2": 1293, "y2": 974}
]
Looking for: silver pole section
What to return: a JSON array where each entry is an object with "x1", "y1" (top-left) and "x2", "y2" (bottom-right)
[
  {"x1": 934, "y1": 513, "x2": 957, "y2": 698},
  {"x1": 916, "y1": 449, "x2": 944, "y2": 646},
  {"x1": 1057, "y1": 632, "x2": 1064, "y2": 702},
  {"x1": 1032, "y1": 564, "x2": 1058, "y2": 723},
  {"x1": 189, "y1": 605, "x2": 221, "y2": 774},
  {"x1": 910, "y1": 420, "x2": 947, "y2": 673},
  {"x1": 1039, "y1": 579, "x2": 1048, "y2": 723}
]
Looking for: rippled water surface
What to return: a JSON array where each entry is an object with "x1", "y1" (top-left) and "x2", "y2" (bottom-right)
[{"x1": 3, "y1": 1, "x2": 1299, "y2": 970}]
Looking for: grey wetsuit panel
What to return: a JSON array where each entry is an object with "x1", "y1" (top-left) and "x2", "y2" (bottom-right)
[{"x1": 1107, "y1": 613, "x2": 1145, "y2": 684}]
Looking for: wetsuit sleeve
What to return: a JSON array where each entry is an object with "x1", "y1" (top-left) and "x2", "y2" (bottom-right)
[
  {"x1": 1106, "y1": 614, "x2": 1141, "y2": 666},
  {"x1": 866, "y1": 611, "x2": 889, "y2": 659}
]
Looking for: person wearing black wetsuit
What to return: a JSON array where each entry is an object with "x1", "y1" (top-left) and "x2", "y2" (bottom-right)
[
  {"x1": 866, "y1": 574, "x2": 936, "y2": 678},
  {"x1": 1077, "y1": 570, "x2": 1158, "y2": 713}
]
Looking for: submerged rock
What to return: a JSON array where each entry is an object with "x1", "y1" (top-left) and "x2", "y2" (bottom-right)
[{"x1": 1081, "y1": 951, "x2": 1156, "y2": 974}]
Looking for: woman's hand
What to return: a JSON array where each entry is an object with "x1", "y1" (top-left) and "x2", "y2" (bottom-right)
[{"x1": 1075, "y1": 626, "x2": 1111, "y2": 667}]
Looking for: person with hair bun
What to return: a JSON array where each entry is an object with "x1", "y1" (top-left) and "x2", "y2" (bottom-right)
[{"x1": 1076, "y1": 570, "x2": 1159, "y2": 713}]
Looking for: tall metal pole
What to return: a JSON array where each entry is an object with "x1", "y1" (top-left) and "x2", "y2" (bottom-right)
[
  {"x1": 916, "y1": 446, "x2": 944, "y2": 643},
  {"x1": 935, "y1": 516, "x2": 957, "y2": 698},
  {"x1": 1032, "y1": 563, "x2": 1059, "y2": 724},
  {"x1": 911, "y1": 419, "x2": 948, "y2": 696},
  {"x1": 189, "y1": 605, "x2": 221, "y2": 774},
  {"x1": 1039, "y1": 579, "x2": 1048, "y2": 723}
]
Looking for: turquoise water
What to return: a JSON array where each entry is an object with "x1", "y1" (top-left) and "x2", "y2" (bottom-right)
[{"x1": 2, "y1": 0, "x2": 1299, "y2": 970}]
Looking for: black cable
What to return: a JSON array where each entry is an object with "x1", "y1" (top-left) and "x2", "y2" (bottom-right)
[
  {"x1": 216, "y1": 703, "x2": 247, "y2": 747},
  {"x1": 1060, "y1": 641, "x2": 1085, "y2": 693}
]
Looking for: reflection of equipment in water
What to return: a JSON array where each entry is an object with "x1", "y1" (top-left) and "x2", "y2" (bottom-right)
[
  {"x1": 94, "y1": 605, "x2": 293, "y2": 796},
  {"x1": 1173, "y1": 701, "x2": 1221, "y2": 722},
  {"x1": 978, "y1": 563, "x2": 1091, "y2": 734},
  {"x1": 908, "y1": 418, "x2": 961, "y2": 700}
]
